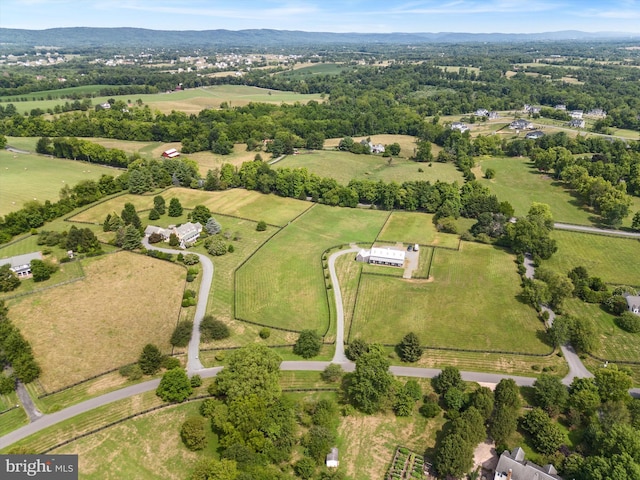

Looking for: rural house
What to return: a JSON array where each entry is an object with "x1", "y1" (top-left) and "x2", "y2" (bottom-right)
[
  {"x1": 356, "y1": 247, "x2": 406, "y2": 267},
  {"x1": 145, "y1": 222, "x2": 203, "y2": 248},
  {"x1": 494, "y1": 448, "x2": 563, "y2": 480},
  {"x1": 525, "y1": 130, "x2": 545, "y2": 140},
  {"x1": 509, "y1": 119, "x2": 533, "y2": 130},
  {"x1": 625, "y1": 294, "x2": 640, "y2": 315},
  {"x1": 570, "y1": 110, "x2": 584, "y2": 119},
  {"x1": 474, "y1": 108, "x2": 489, "y2": 117},
  {"x1": 0, "y1": 252, "x2": 44, "y2": 279},
  {"x1": 451, "y1": 122, "x2": 469, "y2": 133},
  {"x1": 568, "y1": 119, "x2": 585, "y2": 128}
]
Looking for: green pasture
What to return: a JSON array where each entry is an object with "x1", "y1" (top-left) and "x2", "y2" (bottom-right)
[
  {"x1": 235, "y1": 204, "x2": 388, "y2": 332},
  {"x1": 277, "y1": 63, "x2": 347, "y2": 78},
  {"x1": 542, "y1": 230, "x2": 640, "y2": 286},
  {"x1": 0, "y1": 150, "x2": 119, "y2": 216},
  {"x1": 475, "y1": 156, "x2": 602, "y2": 226},
  {"x1": 0, "y1": 407, "x2": 28, "y2": 437},
  {"x1": 561, "y1": 299, "x2": 640, "y2": 364},
  {"x1": 277, "y1": 149, "x2": 463, "y2": 185},
  {"x1": 3, "y1": 85, "x2": 323, "y2": 114},
  {"x1": 52, "y1": 401, "x2": 218, "y2": 480},
  {"x1": 377, "y1": 211, "x2": 460, "y2": 249},
  {"x1": 71, "y1": 188, "x2": 310, "y2": 227},
  {"x1": 0, "y1": 84, "x2": 111, "y2": 102},
  {"x1": 350, "y1": 242, "x2": 549, "y2": 353}
]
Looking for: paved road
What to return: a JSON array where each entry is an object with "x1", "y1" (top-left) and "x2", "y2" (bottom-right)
[
  {"x1": 328, "y1": 247, "x2": 360, "y2": 363},
  {"x1": 554, "y1": 222, "x2": 640, "y2": 238},
  {"x1": 142, "y1": 237, "x2": 212, "y2": 374},
  {"x1": 523, "y1": 255, "x2": 593, "y2": 385},
  {"x1": 4, "y1": 246, "x2": 639, "y2": 450},
  {"x1": 15, "y1": 382, "x2": 43, "y2": 422}
]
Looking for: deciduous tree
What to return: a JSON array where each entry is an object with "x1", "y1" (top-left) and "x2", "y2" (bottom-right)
[{"x1": 156, "y1": 367, "x2": 192, "y2": 402}]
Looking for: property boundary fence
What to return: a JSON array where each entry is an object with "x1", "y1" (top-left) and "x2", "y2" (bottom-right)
[{"x1": 586, "y1": 352, "x2": 640, "y2": 366}]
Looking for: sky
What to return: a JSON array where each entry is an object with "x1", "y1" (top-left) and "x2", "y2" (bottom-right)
[{"x1": 1, "y1": 0, "x2": 640, "y2": 34}]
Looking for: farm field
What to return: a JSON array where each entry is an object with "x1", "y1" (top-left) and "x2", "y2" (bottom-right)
[
  {"x1": 561, "y1": 299, "x2": 640, "y2": 364},
  {"x1": 377, "y1": 211, "x2": 460, "y2": 249},
  {"x1": 277, "y1": 149, "x2": 463, "y2": 185},
  {"x1": 71, "y1": 188, "x2": 310, "y2": 227},
  {"x1": 0, "y1": 150, "x2": 119, "y2": 216},
  {"x1": 542, "y1": 230, "x2": 640, "y2": 286},
  {"x1": 235, "y1": 204, "x2": 388, "y2": 332},
  {"x1": 350, "y1": 242, "x2": 549, "y2": 353},
  {"x1": 324, "y1": 134, "x2": 423, "y2": 158},
  {"x1": 276, "y1": 62, "x2": 348, "y2": 78},
  {"x1": 53, "y1": 401, "x2": 218, "y2": 480},
  {"x1": 7, "y1": 252, "x2": 185, "y2": 391},
  {"x1": 475, "y1": 156, "x2": 600, "y2": 226},
  {"x1": 2, "y1": 85, "x2": 324, "y2": 115}
]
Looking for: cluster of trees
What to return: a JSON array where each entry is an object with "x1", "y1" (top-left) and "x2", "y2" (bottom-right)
[
  {"x1": 36, "y1": 137, "x2": 130, "y2": 168},
  {"x1": 0, "y1": 301, "x2": 41, "y2": 387},
  {"x1": 38, "y1": 226, "x2": 101, "y2": 254}
]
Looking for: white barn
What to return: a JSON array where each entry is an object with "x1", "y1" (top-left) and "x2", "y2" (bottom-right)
[{"x1": 356, "y1": 247, "x2": 405, "y2": 267}]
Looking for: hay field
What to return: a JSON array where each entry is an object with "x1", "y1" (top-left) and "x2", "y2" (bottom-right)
[
  {"x1": 235, "y1": 204, "x2": 388, "y2": 332},
  {"x1": 350, "y1": 242, "x2": 548, "y2": 352},
  {"x1": 71, "y1": 188, "x2": 310, "y2": 226},
  {"x1": 0, "y1": 150, "x2": 118, "y2": 216},
  {"x1": 277, "y1": 149, "x2": 462, "y2": 186},
  {"x1": 7, "y1": 252, "x2": 185, "y2": 391},
  {"x1": 542, "y1": 231, "x2": 640, "y2": 286}
]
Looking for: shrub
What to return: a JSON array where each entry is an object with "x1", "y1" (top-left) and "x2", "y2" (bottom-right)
[
  {"x1": 616, "y1": 312, "x2": 640, "y2": 333},
  {"x1": 156, "y1": 368, "x2": 192, "y2": 402},
  {"x1": 256, "y1": 220, "x2": 267, "y2": 231},
  {"x1": 180, "y1": 416, "x2": 207, "y2": 450},
  {"x1": 162, "y1": 356, "x2": 181, "y2": 370},
  {"x1": 485, "y1": 168, "x2": 496, "y2": 179},
  {"x1": 138, "y1": 344, "x2": 163, "y2": 375},
  {"x1": 118, "y1": 364, "x2": 143, "y2": 381},
  {"x1": 190, "y1": 374, "x2": 202, "y2": 388},
  {"x1": 419, "y1": 401, "x2": 441, "y2": 418},
  {"x1": 200, "y1": 315, "x2": 230, "y2": 341},
  {"x1": 148, "y1": 208, "x2": 160, "y2": 220},
  {"x1": 0, "y1": 374, "x2": 15, "y2": 394},
  {"x1": 170, "y1": 321, "x2": 193, "y2": 347},
  {"x1": 436, "y1": 217, "x2": 458, "y2": 234},
  {"x1": 204, "y1": 235, "x2": 227, "y2": 256},
  {"x1": 293, "y1": 330, "x2": 322, "y2": 358},
  {"x1": 182, "y1": 253, "x2": 200, "y2": 265},
  {"x1": 259, "y1": 327, "x2": 271, "y2": 339},
  {"x1": 321, "y1": 364, "x2": 344, "y2": 383},
  {"x1": 227, "y1": 244, "x2": 234, "y2": 253}
]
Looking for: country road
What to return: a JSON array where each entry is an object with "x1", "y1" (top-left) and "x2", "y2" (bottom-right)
[
  {"x1": 2, "y1": 245, "x2": 639, "y2": 451},
  {"x1": 554, "y1": 222, "x2": 640, "y2": 238}
]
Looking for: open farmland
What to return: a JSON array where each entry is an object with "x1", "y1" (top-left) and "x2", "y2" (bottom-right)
[
  {"x1": 542, "y1": 231, "x2": 640, "y2": 286},
  {"x1": 277, "y1": 149, "x2": 462, "y2": 185},
  {"x1": 2, "y1": 85, "x2": 324, "y2": 115},
  {"x1": 350, "y1": 242, "x2": 549, "y2": 353},
  {"x1": 53, "y1": 401, "x2": 218, "y2": 480},
  {"x1": 235, "y1": 204, "x2": 388, "y2": 332},
  {"x1": 71, "y1": 188, "x2": 310, "y2": 226},
  {"x1": 475, "y1": 156, "x2": 601, "y2": 226},
  {"x1": 377, "y1": 211, "x2": 460, "y2": 249},
  {"x1": 0, "y1": 150, "x2": 118, "y2": 216},
  {"x1": 7, "y1": 252, "x2": 185, "y2": 391}
]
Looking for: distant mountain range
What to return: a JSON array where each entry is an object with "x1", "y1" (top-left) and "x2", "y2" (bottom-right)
[{"x1": 0, "y1": 27, "x2": 638, "y2": 49}]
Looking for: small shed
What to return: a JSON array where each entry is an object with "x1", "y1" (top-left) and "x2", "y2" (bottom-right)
[
  {"x1": 162, "y1": 148, "x2": 180, "y2": 159},
  {"x1": 326, "y1": 447, "x2": 339, "y2": 468}
]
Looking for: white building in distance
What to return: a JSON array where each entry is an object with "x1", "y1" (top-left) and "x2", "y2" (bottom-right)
[{"x1": 356, "y1": 247, "x2": 406, "y2": 267}]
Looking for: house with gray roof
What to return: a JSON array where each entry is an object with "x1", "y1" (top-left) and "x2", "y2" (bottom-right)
[
  {"x1": 494, "y1": 448, "x2": 563, "y2": 480},
  {"x1": 144, "y1": 222, "x2": 203, "y2": 249},
  {"x1": 356, "y1": 247, "x2": 406, "y2": 267},
  {"x1": 568, "y1": 119, "x2": 585, "y2": 128},
  {"x1": 0, "y1": 251, "x2": 43, "y2": 279},
  {"x1": 509, "y1": 119, "x2": 534, "y2": 130}
]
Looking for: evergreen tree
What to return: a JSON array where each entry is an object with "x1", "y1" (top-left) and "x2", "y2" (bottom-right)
[
  {"x1": 153, "y1": 195, "x2": 166, "y2": 215},
  {"x1": 121, "y1": 202, "x2": 141, "y2": 229},
  {"x1": 398, "y1": 332, "x2": 422, "y2": 362},
  {"x1": 138, "y1": 344, "x2": 163, "y2": 375},
  {"x1": 168, "y1": 198, "x2": 183, "y2": 217}
]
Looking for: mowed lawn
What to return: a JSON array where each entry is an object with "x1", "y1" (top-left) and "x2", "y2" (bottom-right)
[
  {"x1": 236, "y1": 204, "x2": 388, "y2": 332},
  {"x1": 542, "y1": 231, "x2": 640, "y2": 286},
  {"x1": 54, "y1": 401, "x2": 217, "y2": 480},
  {"x1": 7, "y1": 252, "x2": 185, "y2": 391},
  {"x1": 475, "y1": 156, "x2": 597, "y2": 226},
  {"x1": 351, "y1": 242, "x2": 549, "y2": 353},
  {"x1": 0, "y1": 150, "x2": 118, "y2": 216},
  {"x1": 71, "y1": 188, "x2": 310, "y2": 227},
  {"x1": 277, "y1": 149, "x2": 462, "y2": 186},
  {"x1": 377, "y1": 211, "x2": 460, "y2": 249}
]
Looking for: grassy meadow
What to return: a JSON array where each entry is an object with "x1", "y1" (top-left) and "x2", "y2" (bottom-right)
[
  {"x1": 7, "y1": 252, "x2": 185, "y2": 391},
  {"x1": 235, "y1": 204, "x2": 388, "y2": 332},
  {"x1": 542, "y1": 230, "x2": 640, "y2": 286},
  {"x1": 0, "y1": 150, "x2": 119, "y2": 216},
  {"x1": 277, "y1": 149, "x2": 463, "y2": 185},
  {"x1": 377, "y1": 211, "x2": 460, "y2": 249},
  {"x1": 350, "y1": 242, "x2": 549, "y2": 353},
  {"x1": 2, "y1": 85, "x2": 323, "y2": 115}
]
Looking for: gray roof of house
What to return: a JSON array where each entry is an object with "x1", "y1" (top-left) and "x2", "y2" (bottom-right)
[
  {"x1": 494, "y1": 449, "x2": 562, "y2": 480},
  {"x1": 175, "y1": 222, "x2": 202, "y2": 238},
  {"x1": 625, "y1": 294, "x2": 640, "y2": 309},
  {"x1": 326, "y1": 447, "x2": 338, "y2": 461},
  {"x1": 0, "y1": 252, "x2": 43, "y2": 269}
]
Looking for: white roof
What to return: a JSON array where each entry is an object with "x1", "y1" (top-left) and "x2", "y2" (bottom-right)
[{"x1": 370, "y1": 247, "x2": 405, "y2": 261}]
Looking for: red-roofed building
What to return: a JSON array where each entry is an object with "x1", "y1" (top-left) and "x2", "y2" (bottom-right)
[{"x1": 162, "y1": 148, "x2": 180, "y2": 158}]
